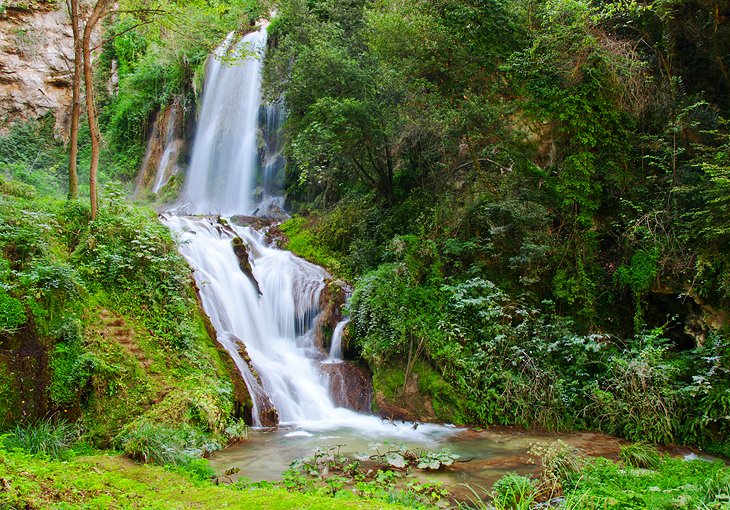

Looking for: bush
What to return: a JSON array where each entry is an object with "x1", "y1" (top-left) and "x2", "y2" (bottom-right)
[
  {"x1": 49, "y1": 320, "x2": 97, "y2": 407},
  {"x1": 528, "y1": 440, "x2": 584, "y2": 495},
  {"x1": 0, "y1": 289, "x2": 26, "y2": 332}
]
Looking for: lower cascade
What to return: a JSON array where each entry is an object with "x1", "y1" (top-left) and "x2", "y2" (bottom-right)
[{"x1": 164, "y1": 214, "x2": 447, "y2": 438}]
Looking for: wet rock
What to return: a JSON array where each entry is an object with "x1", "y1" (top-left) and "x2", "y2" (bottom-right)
[
  {"x1": 134, "y1": 100, "x2": 186, "y2": 198},
  {"x1": 321, "y1": 362, "x2": 372, "y2": 413},
  {"x1": 257, "y1": 401, "x2": 279, "y2": 428},
  {"x1": 232, "y1": 236, "x2": 262, "y2": 296},
  {"x1": 265, "y1": 224, "x2": 289, "y2": 248},
  {"x1": 235, "y1": 339, "x2": 279, "y2": 427},
  {"x1": 316, "y1": 279, "x2": 349, "y2": 352},
  {"x1": 230, "y1": 215, "x2": 275, "y2": 230}
]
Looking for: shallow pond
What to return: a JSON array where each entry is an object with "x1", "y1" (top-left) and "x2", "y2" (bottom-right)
[{"x1": 209, "y1": 422, "x2": 625, "y2": 495}]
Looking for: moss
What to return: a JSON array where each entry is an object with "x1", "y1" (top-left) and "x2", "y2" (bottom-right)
[
  {"x1": 279, "y1": 216, "x2": 348, "y2": 278},
  {"x1": 412, "y1": 362, "x2": 468, "y2": 425},
  {"x1": 372, "y1": 361, "x2": 468, "y2": 424},
  {"x1": 0, "y1": 362, "x2": 16, "y2": 426}
]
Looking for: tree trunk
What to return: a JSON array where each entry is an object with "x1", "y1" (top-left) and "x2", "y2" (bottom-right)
[
  {"x1": 82, "y1": 0, "x2": 111, "y2": 220},
  {"x1": 67, "y1": 0, "x2": 82, "y2": 200}
]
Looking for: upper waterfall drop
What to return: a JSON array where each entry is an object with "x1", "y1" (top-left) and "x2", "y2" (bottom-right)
[{"x1": 183, "y1": 29, "x2": 267, "y2": 215}]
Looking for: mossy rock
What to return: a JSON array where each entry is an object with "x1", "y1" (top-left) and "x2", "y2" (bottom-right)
[{"x1": 372, "y1": 360, "x2": 468, "y2": 424}]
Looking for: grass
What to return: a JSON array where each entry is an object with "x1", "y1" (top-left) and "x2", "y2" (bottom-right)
[
  {"x1": 563, "y1": 456, "x2": 730, "y2": 509},
  {"x1": 0, "y1": 449, "x2": 411, "y2": 509},
  {"x1": 2, "y1": 418, "x2": 76, "y2": 459},
  {"x1": 491, "y1": 473, "x2": 537, "y2": 510},
  {"x1": 619, "y1": 442, "x2": 661, "y2": 469}
]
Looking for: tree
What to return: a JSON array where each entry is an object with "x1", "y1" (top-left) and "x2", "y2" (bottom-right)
[
  {"x1": 83, "y1": 0, "x2": 114, "y2": 220},
  {"x1": 66, "y1": 0, "x2": 82, "y2": 200},
  {"x1": 65, "y1": 0, "x2": 112, "y2": 218}
]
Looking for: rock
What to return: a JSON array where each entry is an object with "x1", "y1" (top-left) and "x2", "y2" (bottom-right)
[
  {"x1": 235, "y1": 339, "x2": 278, "y2": 427},
  {"x1": 320, "y1": 362, "x2": 372, "y2": 413},
  {"x1": 0, "y1": 3, "x2": 99, "y2": 133},
  {"x1": 134, "y1": 100, "x2": 187, "y2": 198},
  {"x1": 265, "y1": 224, "x2": 289, "y2": 248},
  {"x1": 374, "y1": 369, "x2": 438, "y2": 423},
  {"x1": 316, "y1": 279, "x2": 349, "y2": 352},
  {"x1": 230, "y1": 215, "x2": 274, "y2": 230},
  {"x1": 231, "y1": 236, "x2": 262, "y2": 296}
]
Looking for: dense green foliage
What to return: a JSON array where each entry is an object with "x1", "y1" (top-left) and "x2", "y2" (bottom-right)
[
  {"x1": 265, "y1": 0, "x2": 730, "y2": 450},
  {"x1": 0, "y1": 164, "x2": 248, "y2": 459},
  {"x1": 563, "y1": 456, "x2": 730, "y2": 509},
  {"x1": 2, "y1": 0, "x2": 730, "y2": 506}
]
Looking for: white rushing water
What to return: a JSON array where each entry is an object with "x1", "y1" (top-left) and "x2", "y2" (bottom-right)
[
  {"x1": 169, "y1": 28, "x2": 455, "y2": 441},
  {"x1": 183, "y1": 29, "x2": 266, "y2": 215},
  {"x1": 164, "y1": 215, "x2": 450, "y2": 439},
  {"x1": 326, "y1": 319, "x2": 349, "y2": 363}
]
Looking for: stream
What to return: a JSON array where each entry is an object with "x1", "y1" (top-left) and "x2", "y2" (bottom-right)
[{"x1": 209, "y1": 426, "x2": 624, "y2": 494}]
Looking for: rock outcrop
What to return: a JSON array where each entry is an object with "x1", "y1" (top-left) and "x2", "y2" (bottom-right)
[
  {"x1": 232, "y1": 236, "x2": 262, "y2": 296},
  {"x1": 0, "y1": 3, "x2": 79, "y2": 132},
  {"x1": 134, "y1": 99, "x2": 188, "y2": 197},
  {"x1": 316, "y1": 279, "x2": 349, "y2": 352},
  {"x1": 321, "y1": 362, "x2": 372, "y2": 413}
]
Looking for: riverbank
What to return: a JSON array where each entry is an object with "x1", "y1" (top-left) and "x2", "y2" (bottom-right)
[{"x1": 0, "y1": 449, "x2": 407, "y2": 509}]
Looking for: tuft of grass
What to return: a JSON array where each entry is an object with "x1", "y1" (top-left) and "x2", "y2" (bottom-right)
[
  {"x1": 224, "y1": 418, "x2": 251, "y2": 444},
  {"x1": 491, "y1": 473, "x2": 538, "y2": 510},
  {"x1": 458, "y1": 484, "x2": 490, "y2": 510},
  {"x1": 619, "y1": 442, "x2": 661, "y2": 469},
  {"x1": 3, "y1": 418, "x2": 76, "y2": 459},
  {"x1": 528, "y1": 439, "x2": 584, "y2": 495},
  {"x1": 116, "y1": 420, "x2": 227, "y2": 468}
]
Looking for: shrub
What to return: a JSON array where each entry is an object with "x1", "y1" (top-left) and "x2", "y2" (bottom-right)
[
  {"x1": 0, "y1": 289, "x2": 25, "y2": 332},
  {"x1": 528, "y1": 440, "x2": 584, "y2": 495},
  {"x1": 224, "y1": 419, "x2": 251, "y2": 444}
]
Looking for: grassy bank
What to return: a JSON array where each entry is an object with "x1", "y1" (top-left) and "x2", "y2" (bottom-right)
[{"x1": 0, "y1": 448, "x2": 409, "y2": 509}]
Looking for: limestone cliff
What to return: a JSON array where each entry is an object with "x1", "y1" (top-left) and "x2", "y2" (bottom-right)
[{"x1": 0, "y1": 2, "x2": 75, "y2": 132}]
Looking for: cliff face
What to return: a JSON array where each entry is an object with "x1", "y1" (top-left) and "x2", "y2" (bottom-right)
[{"x1": 0, "y1": 2, "x2": 76, "y2": 133}]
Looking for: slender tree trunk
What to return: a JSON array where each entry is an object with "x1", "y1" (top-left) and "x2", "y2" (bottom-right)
[
  {"x1": 67, "y1": 0, "x2": 82, "y2": 200},
  {"x1": 82, "y1": 0, "x2": 111, "y2": 220}
]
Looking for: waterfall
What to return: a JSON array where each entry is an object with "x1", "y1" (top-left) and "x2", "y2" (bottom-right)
[
  {"x1": 253, "y1": 103, "x2": 286, "y2": 216},
  {"x1": 152, "y1": 103, "x2": 182, "y2": 193},
  {"x1": 326, "y1": 319, "x2": 349, "y2": 363},
  {"x1": 164, "y1": 215, "x2": 343, "y2": 425},
  {"x1": 168, "y1": 27, "x2": 453, "y2": 439},
  {"x1": 183, "y1": 29, "x2": 266, "y2": 215}
]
